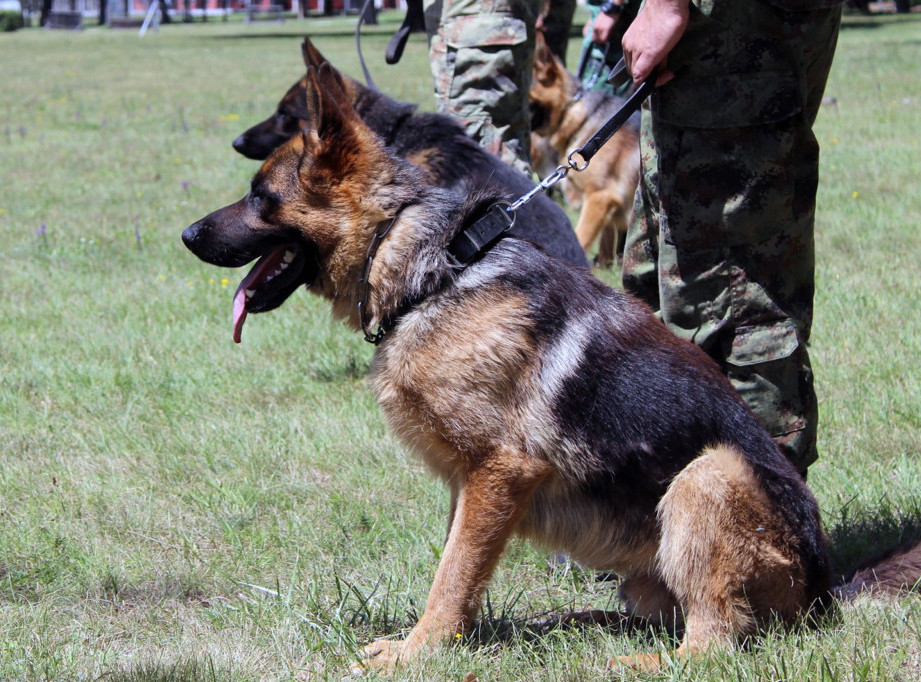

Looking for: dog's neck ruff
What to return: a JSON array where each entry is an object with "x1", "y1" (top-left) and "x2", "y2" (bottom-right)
[{"x1": 357, "y1": 201, "x2": 516, "y2": 346}]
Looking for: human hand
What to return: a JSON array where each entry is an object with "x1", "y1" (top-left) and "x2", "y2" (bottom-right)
[
  {"x1": 621, "y1": 0, "x2": 690, "y2": 86},
  {"x1": 592, "y1": 11, "x2": 618, "y2": 44}
]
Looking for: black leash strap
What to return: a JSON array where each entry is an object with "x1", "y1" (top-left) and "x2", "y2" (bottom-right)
[
  {"x1": 385, "y1": 0, "x2": 424, "y2": 65},
  {"x1": 507, "y1": 62, "x2": 656, "y2": 213},
  {"x1": 569, "y1": 60, "x2": 656, "y2": 169},
  {"x1": 442, "y1": 63, "x2": 656, "y2": 271}
]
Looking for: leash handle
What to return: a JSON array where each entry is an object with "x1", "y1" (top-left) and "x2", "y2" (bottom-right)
[{"x1": 569, "y1": 63, "x2": 656, "y2": 168}]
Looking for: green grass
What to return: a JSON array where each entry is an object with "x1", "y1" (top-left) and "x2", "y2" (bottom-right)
[{"x1": 1, "y1": 10, "x2": 920, "y2": 681}]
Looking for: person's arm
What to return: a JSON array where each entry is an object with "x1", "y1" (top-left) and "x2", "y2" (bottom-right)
[
  {"x1": 621, "y1": 0, "x2": 690, "y2": 86},
  {"x1": 591, "y1": 0, "x2": 623, "y2": 44}
]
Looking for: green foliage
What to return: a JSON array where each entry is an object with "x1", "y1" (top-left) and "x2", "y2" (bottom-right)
[
  {"x1": 0, "y1": 11, "x2": 920, "y2": 681},
  {"x1": 0, "y1": 9, "x2": 24, "y2": 31}
]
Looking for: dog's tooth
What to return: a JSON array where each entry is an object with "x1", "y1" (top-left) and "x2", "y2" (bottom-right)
[
  {"x1": 279, "y1": 261, "x2": 288, "y2": 271},
  {"x1": 245, "y1": 288, "x2": 255, "y2": 298},
  {"x1": 283, "y1": 250, "x2": 295, "y2": 263}
]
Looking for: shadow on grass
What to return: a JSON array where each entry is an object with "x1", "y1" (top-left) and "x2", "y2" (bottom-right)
[
  {"x1": 824, "y1": 495, "x2": 921, "y2": 587},
  {"x1": 310, "y1": 353, "x2": 371, "y2": 382},
  {"x1": 469, "y1": 607, "x2": 678, "y2": 651}
]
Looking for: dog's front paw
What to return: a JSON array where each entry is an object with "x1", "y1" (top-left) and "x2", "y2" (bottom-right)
[{"x1": 350, "y1": 639, "x2": 409, "y2": 675}]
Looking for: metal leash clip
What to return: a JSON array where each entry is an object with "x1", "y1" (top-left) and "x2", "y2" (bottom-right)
[{"x1": 510, "y1": 61, "x2": 658, "y2": 214}]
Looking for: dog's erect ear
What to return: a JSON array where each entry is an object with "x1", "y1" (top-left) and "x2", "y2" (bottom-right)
[
  {"x1": 302, "y1": 64, "x2": 363, "y2": 148},
  {"x1": 301, "y1": 37, "x2": 328, "y2": 70},
  {"x1": 533, "y1": 31, "x2": 559, "y2": 86},
  {"x1": 303, "y1": 66, "x2": 322, "y2": 132},
  {"x1": 318, "y1": 63, "x2": 362, "y2": 133}
]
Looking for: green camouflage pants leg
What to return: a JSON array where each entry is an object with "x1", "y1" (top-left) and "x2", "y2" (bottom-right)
[
  {"x1": 623, "y1": 3, "x2": 841, "y2": 474},
  {"x1": 424, "y1": 0, "x2": 541, "y2": 175},
  {"x1": 624, "y1": 114, "x2": 820, "y2": 473}
]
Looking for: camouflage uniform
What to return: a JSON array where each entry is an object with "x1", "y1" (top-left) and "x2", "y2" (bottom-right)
[
  {"x1": 423, "y1": 0, "x2": 543, "y2": 175},
  {"x1": 622, "y1": 0, "x2": 842, "y2": 474}
]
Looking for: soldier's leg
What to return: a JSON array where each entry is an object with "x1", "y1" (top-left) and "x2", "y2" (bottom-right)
[
  {"x1": 651, "y1": 118, "x2": 819, "y2": 473},
  {"x1": 423, "y1": 0, "x2": 541, "y2": 174},
  {"x1": 621, "y1": 106, "x2": 661, "y2": 311}
]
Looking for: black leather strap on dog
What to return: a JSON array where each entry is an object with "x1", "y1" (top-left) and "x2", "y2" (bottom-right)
[
  {"x1": 570, "y1": 60, "x2": 656, "y2": 168},
  {"x1": 447, "y1": 203, "x2": 516, "y2": 267},
  {"x1": 386, "y1": 0, "x2": 424, "y2": 65}
]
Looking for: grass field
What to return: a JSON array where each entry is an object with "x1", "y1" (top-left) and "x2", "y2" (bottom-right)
[{"x1": 1, "y1": 9, "x2": 921, "y2": 681}]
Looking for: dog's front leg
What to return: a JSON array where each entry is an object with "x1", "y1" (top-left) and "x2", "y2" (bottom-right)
[{"x1": 356, "y1": 452, "x2": 550, "y2": 672}]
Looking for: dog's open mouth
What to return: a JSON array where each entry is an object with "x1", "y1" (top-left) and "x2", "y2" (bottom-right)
[{"x1": 232, "y1": 243, "x2": 314, "y2": 343}]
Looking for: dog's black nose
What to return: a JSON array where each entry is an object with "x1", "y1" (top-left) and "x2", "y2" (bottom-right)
[
  {"x1": 232, "y1": 135, "x2": 246, "y2": 153},
  {"x1": 182, "y1": 220, "x2": 208, "y2": 250}
]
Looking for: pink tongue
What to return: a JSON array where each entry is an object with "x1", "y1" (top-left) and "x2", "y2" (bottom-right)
[
  {"x1": 232, "y1": 287, "x2": 248, "y2": 344},
  {"x1": 231, "y1": 248, "x2": 289, "y2": 344}
]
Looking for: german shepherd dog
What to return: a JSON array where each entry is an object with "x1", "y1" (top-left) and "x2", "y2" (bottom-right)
[
  {"x1": 231, "y1": 37, "x2": 588, "y2": 269},
  {"x1": 529, "y1": 32, "x2": 640, "y2": 268},
  {"x1": 183, "y1": 66, "x2": 919, "y2": 672}
]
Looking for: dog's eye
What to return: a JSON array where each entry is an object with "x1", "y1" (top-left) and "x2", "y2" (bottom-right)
[{"x1": 249, "y1": 190, "x2": 280, "y2": 215}]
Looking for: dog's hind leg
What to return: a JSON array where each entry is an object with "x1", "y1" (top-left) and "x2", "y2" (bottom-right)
[
  {"x1": 613, "y1": 444, "x2": 810, "y2": 671},
  {"x1": 355, "y1": 449, "x2": 551, "y2": 672}
]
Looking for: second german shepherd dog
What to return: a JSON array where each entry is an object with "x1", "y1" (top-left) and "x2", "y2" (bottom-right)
[
  {"x1": 529, "y1": 33, "x2": 640, "y2": 268},
  {"x1": 183, "y1": 66, "x2": 917, "y2": 672},
  {"x1": 231, "y1": 37, "x2": 588, "y2": 268}
]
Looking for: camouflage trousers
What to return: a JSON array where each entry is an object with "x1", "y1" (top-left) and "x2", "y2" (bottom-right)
[
  {"x1": 623, "y1": 112, "x2": 819, "y2": 472},
  {"x1": 423, "y1": 0, "x2": 542, "y2": 175},
  {"x1": 622, "y1": 5, "x2": 841, "y2": 474}
]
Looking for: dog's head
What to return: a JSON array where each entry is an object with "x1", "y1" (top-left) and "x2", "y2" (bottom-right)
[
  {"x1": 232, "y1": 76, "x2": 310, "y2": 160},
  {"x1": 232, "y1": 37, "x2": 358, "y2": 160},
  {"x1": 529, "y1": 32, "x2": 571, "y2": 135},
  {"x1": 185, "y1": 64, "x2": 405, "y2": 343}
]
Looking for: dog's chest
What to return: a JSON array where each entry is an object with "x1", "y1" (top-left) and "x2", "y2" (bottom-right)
[{"x1": 368, "y1": 290, "x2": 544, "y2": 478}]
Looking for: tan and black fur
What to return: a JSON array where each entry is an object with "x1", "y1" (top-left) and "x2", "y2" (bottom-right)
[
  {"x1": 183, "y1": 65, "x2": 919, "y2": 672},
  {"x1": 231, "y1": 37, "x2": 588, "y2": 268},
  {"x1": 530, "y1": 33, "x2": 640, "y2": 267}
]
